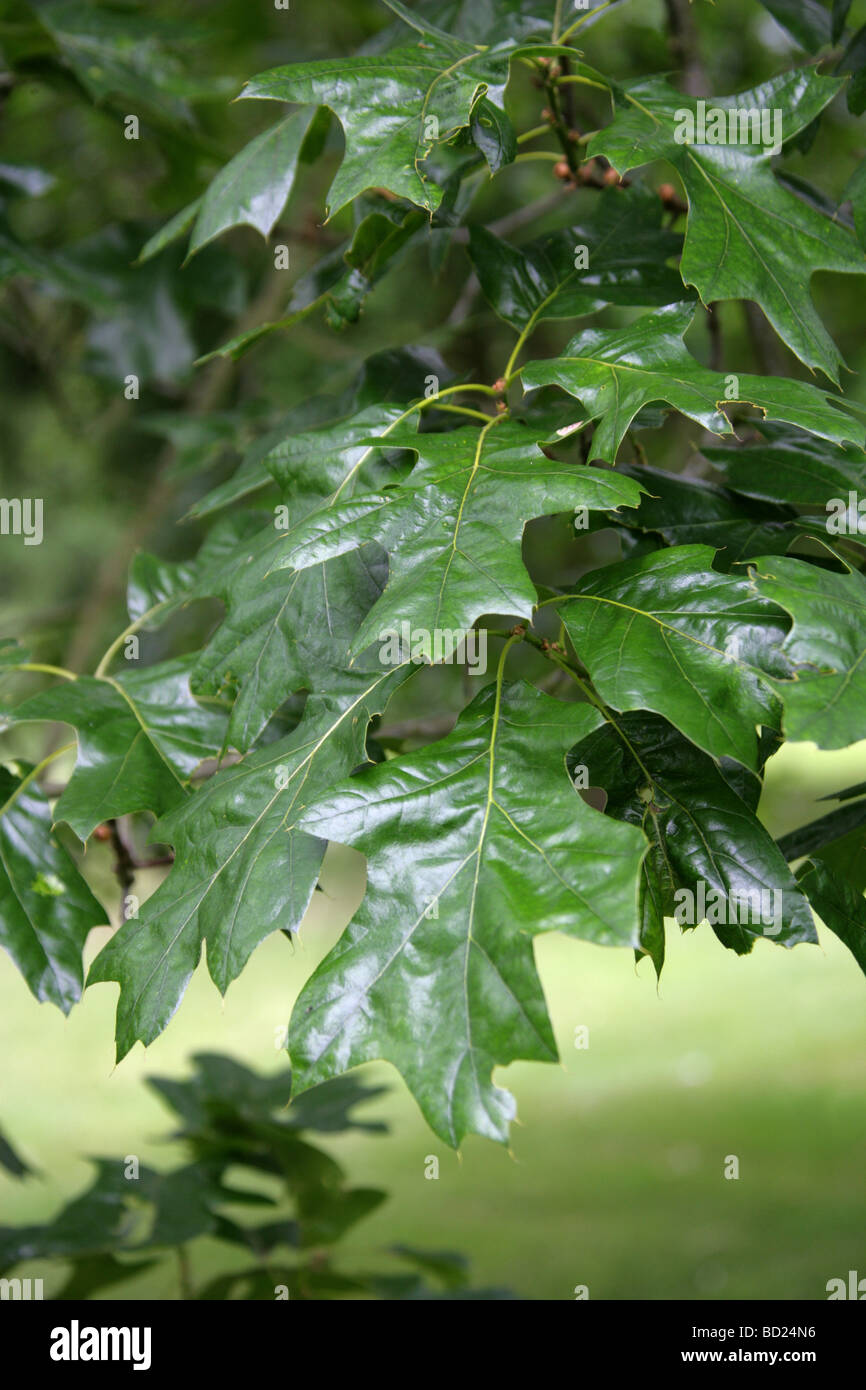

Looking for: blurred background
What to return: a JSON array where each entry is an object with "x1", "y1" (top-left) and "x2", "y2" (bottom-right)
[{"x1": 1, "y1": 0, "x2": 865, "y2": 1299}]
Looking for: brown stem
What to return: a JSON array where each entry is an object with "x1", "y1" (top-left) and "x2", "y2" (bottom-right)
[
  {"x1": 108, "y1": 819, "x2": 136, "y2": 916},
  {"x1": 743, "y1": 301, "x2": 786, "y2": 377},
  {"x1": 706, "y1": 301, "x2": 722, "y2": 371},
  {"x1": 663, "y1": 0, "x2": 706, "y2": 96}
]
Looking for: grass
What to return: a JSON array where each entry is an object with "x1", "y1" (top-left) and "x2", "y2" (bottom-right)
[{"x1": 0, "y1": 741, "x2": 864, "y2": 1300}]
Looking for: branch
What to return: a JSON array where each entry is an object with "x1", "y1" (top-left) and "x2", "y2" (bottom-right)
[{"x1": 663, "y1": 0, "x2": 706, "y2": 96}]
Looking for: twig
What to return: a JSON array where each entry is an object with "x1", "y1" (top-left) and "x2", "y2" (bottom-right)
[
  {"x1": 706, "y1": 301, "x2": 722, "y2": 372},
  {"x1": 663, "y1": 0, "x2": 706, "y2": 96}
]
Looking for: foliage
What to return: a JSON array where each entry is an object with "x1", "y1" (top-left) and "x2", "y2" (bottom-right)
[
  {"x1": 0, "y1": 1053, "x2": 510, "y2": 1299},
  {"x1": 1, "y1": 0, "x2": 865, "y2": 1148}
]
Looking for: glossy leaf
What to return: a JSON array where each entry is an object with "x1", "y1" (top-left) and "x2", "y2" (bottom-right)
[
  {"x1": 468, "y1": 186, "x2": 685, "y2": 331},
  {"x1": 0, "y1": 766, "x2": 104, "y2": 1013},
  {"x1": 241, "y1": 38, "x2": 527, "y2": 217},
  {"x1": 749, "y1": 555, "x2": 866, "y2": 748},
  {"x1": 588, "y1": 70, "x2": 866, "y2": 379},
  {"x1": 797, "y1": 856, "x2": 866, "y2": 975},
  {"x1": 522, "y1": 303, "x2": 865, "y2": 463},
  {"x1": 187, "y1": 108, "x2": 323, "y2": 257},
  {"x1": 88, "y1": 670, "x2": 412, "y2": 1061},
  {"x1": 278, "y1": 417, "x2": 644, "y2": 653},
  {"x1": 14, "y1": 658, "x2": 228, "y2": 842},
  {"x1": 570, "y1": 712, "x2": 818, "y2": 959},
  {"x1": 613, "y1": 462, "x2": 796, "y2": 567},
  {"x1": 290, "y1": 680, "x2": 647, "y2": 1145},
  {"x1": 756, "y1": 0, "x2": 833, "y2": 49},
  {"x1": 558, "y1": 544, "x2": 789, "y2": 768},
  {"x1": 702, "y1": 423, "x2": 866, "y2": 506}
]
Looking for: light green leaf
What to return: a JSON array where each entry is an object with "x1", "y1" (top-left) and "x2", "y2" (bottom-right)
[{"x1": 522, "y1": 303, "x2": 864, "y2": 463}]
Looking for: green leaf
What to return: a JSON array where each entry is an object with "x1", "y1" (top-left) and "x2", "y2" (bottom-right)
[
  {"x1": 756, "y1": 0, "x2": 833, "y2": 49},
  {"x1": 833, "y1": 0, "x2": 853, "y2": 43},
  {"x1": 385, "y1": 0, "x2": 562, "y2": 45},
  {"x1": 749, "y1": 554, "x2": 866, "y2": 748},
  {"x1": 187, "y1": 108, "x2": 322, "y2": 258},
  {"x1": 34, "y1": 0, "x2": 220, "y2": 121},
  {"x1": 88, "y1": 669, "x2": 412, "y2": 1061},
  {"x1": 54, "y1": 1254, "x2": 158, "y2": 1300},
  {"x1": 702, "y1": 423, "x2": 866, "y2": 506},
  {"x1": 569, "y1": 712, "x2": 818, "y2": 959},
  {"x1": 289, "y1": 680, "x2": 647, "y2": 1146},
  {"x1": 126, "y1": 515, "x2": 264, "y2": 624},
  {"x1": 843, "y1": 156, "x2": 866, "y2": 251},
  {"x1": 558, "y1": 544, "x2": 789, "y2": 768},
  {"x1": 0, "y1": 1127, "x2": 34, "y2": 1179},
  {"x1": 0, "y1": 765, "x2": 104, "y2": 1013},
  {"x1": 240, "y1": 38, "x2": 525, "y2": 217},
  {"x1": 778, "y1": 795, "x2": 866, "y2": 860},
  {"x1": 192, "y1": 528, "x2": 389, "y2": 750},
  {"x1": 202, "y1": 199, "x2": 429, "y2": 355},
  {"x1": 469, "y1": 96, "x2": 516, "y2": 174},
  {"x1": 522, "y1": 303, "x2": 864, "y2": 464},
  {"x1": 190, "y1": 404, "x2": 411, "y2": 748},
  {"x1": 839, "y1": 24, "x2": 866, "y2": 115},
  {"x1": 0, "y1": 1158, "x2": 218, "y2": 1268},
  {"x1": 588, "y1": 70, "x2": 866, "y2": 379},
  {"x1": 468, "y1": 186, "x2": 686, "y2": 331},
  {"x1": 14, "y1": 658, "x2": 228, "y2": 841},
  {"x1": 613, "y1": 462, "x2": 797, "y2": 567},
  {"x1": 137, "y1": 199, "x2": 202, "y2": 264},
  {"x1": 797, "y1": 856, "x2": 866, "y2": 975},
  {"x1": 278, "y1": 417, "x2": 644, "y2": 653}
]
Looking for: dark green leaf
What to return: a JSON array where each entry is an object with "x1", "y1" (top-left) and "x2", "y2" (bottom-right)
[
  {"x1": 14, "y1": 658, "x2": 228, "y2": 841},
  {"x1": 797, "y1": 855, "x2": 866, "y2": 974},
  {"x1": 290, "y1": 682, "x2": 647, "y2": 1146},
  {"x1": 703, "y1": 423, "x2": 866, "y2": 506},
  {"x1": 278, "y1": 417, "x2": 644, "y2": 653},
  {"x1": 558, "y1": 544, "x2": 789, "y2": 768},
  {"x1": 756, "y1": 0, "x2": 833, "y2": 49},
  {"x1": 0, "y1": 765, "x2": 104, "y2": 1013},
  {"x1": 89, "y1": 670, "x2": 412, "y2": 1060},
  {"x1": 570, "y1": 712, "x2": 818, "y2": 958},
  {"x1": 588, "y1": 70, "x2": 865, "y2": 378},
  {"x1": 468, "y1": 186, "x2": 685, "y2": 331},
  {"x1": 749, "y1": 554, "x2": 866, "y2": 748}
]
